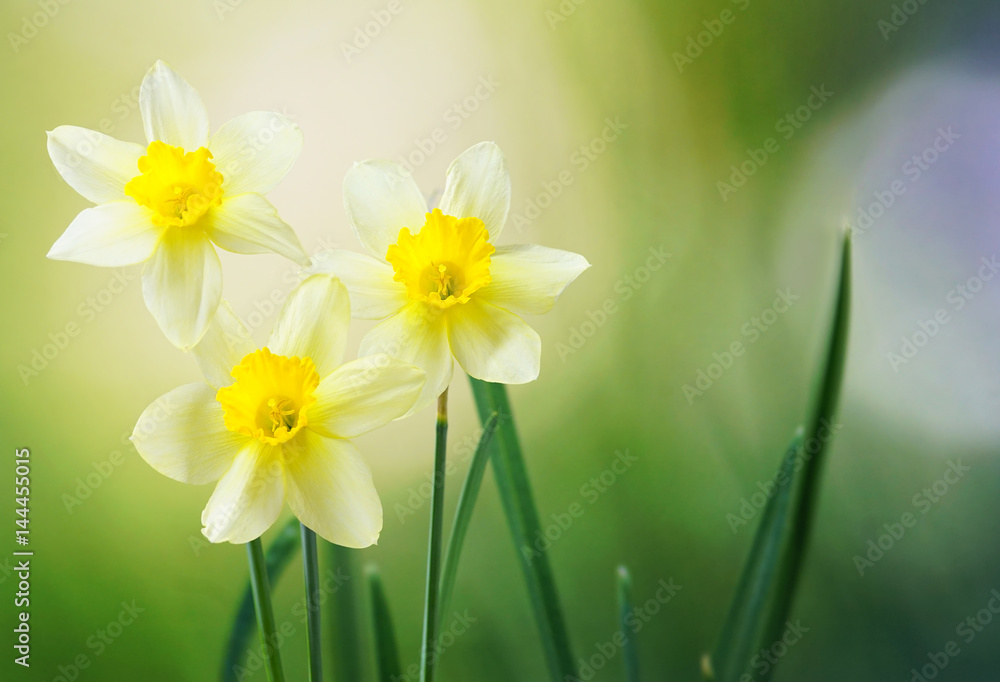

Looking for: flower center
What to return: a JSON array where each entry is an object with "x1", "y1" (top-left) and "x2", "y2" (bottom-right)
[
  {"x1": 124, "y1": 140, "x2": 223, "y2": 228},
  {"x1": 386, "y1": 208, "x2": 494, "y2": 309},
  {"x1": 216, "y1": 348, "x2": 320, "y2": 445}
]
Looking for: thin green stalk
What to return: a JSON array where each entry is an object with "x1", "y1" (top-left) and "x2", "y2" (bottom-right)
[
  {"x1": 247, "y1": 538, "x2": 286, "y2": 682},
  {"x1": 617, "y1": 566, "x2": 640, "y2": 682},
  {"x1": 368, "y1": 565, "x2": 403, "y2": 682},
  {"x1": 420, "y1": 389, "x2": 449, "y2": 682},
  {"x1": 222, "y1": 517, "x2": 299, "y2": 682},
  {"x1": 301, "y1": 525, "x2": 322, "y2": 682},
  {"x1": 329, "y1": 544, "x2": 363, "y2": 682},
  {"x1": 469, "y1": 378, "x2": 577, "y2": 681},
  {"x1": 438, "y1": 411, "x2": 500, "y2": 617}
]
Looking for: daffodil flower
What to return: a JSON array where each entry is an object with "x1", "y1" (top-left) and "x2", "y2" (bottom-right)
[
  {"x1": 308, "y1": 142, "x2": 590, "y2": 411},
  {"x1": 130, "y1": 275, "x2": 425, "y2": 546},
  {"x1": 47, "y1": 60, "x2": 308, "y2": 348}
]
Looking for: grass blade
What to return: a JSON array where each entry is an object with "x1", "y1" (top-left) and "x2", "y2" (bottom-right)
[
  {"x1": 617, "y1": 566, "x2": 640, "y2": 682},
  {"x1": 368, "y1": 565, "x2": 403, "y2": 682},
  {"x1": 712, "y1": 231, "x2": 851, "y2": 682},
  {"x1": 711, "y1": 431, "x2": 803, "y2": 681},
  {"x1": 438, "y1": 411, "x2": 501, "y2": 617},
  {"x1": 756, "y1": 230, "x2": 851, "y2": 676},
  {"x1": 221, "y1": 517, "x2": 299, "y2": 682},
  {"x1": 468, "y1": 377, "x2": 577, "y2": 682}
]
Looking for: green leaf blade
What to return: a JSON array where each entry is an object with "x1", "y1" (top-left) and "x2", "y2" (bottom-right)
[
  {"x1": 329, "y1": 543, "x2": 364, "y2": 682},
  {"x1": 368, "y1": 565, "x2": 403, "y2": 682},
  {"x1": 438, "y1": 410, "x2": 500, "y2": 618},
  {"x1": 713, "y1": 231, "x2": 851, "y2": 682},
  {"x1": 468, "y1": 377, "x2": 577, "y2": 682},
  {"x1": 617, "y1": 566, "x2": 641, "y2": 682}
]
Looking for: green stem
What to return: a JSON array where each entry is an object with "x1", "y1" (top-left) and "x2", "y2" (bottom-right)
[
  {"x1": 222, "y1": 517, "x2": 299, "y2": 682},
  {"x1": 420, "y1": 389, "x2": 449, "y2": 682},
  {"x1": 247, "y1": 538, "x2": 286, "y2": 682},
  {"x1": 301, "y1": 525, "x2": 322, "y2": 682}
]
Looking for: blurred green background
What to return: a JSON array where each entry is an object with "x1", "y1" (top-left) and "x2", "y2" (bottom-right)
[{"x1": 3, "y1": 0, "x2": 1000, "y2": 680}]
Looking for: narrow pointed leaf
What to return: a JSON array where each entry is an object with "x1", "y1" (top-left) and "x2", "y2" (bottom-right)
[
  {"x1": 713, "y1": 231, "x2": 851, "y2": 682},
  {"x1": 469, "y1": 377, "x2": 577, "y2": 681},
  {"x1": 755, "y1": 231, "x2": 851, "y2": 680},
  {"x1": 711, "y1": 431, "x2": 802, "y2": 682},
  {"x1": 617, "y1": 566, "x2": 640, "y2": 682},
  {"x1": 368, "y1": 565, "x2": 403, "y2": 682},
  {"x1": 438, "y1": 411, "x2": 500, "y2": 617},
  {"x1": 329, "y1": 543, "x2": 364, "y2": 682}
]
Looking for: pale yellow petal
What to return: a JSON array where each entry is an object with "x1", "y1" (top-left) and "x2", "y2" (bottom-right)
[
  {"x1": 140, "y1": 60, "x2": 210, "y2": 149},
  {"x1": 438, "y1": 142, "x2": 510, "y2": 239},
  {"x1": 142, "y1": 228, "x2": 222, "y2": 349},
  {"x1": 310, "y1": 355, "x2": 425, "y2": 438},
  {"x1": 343, "y1": 160, "x2": 427, "y2": 258},
  {"x1": 48, "y1": 201, "x2": 163, "y2": 267},
  {"x1": 479, "y1": 244, "x2": 590, "y2": 315},
  {"x1": 304, "y1": 249, "x2": 406, "y2": 319},
  {"x1": 446, "y1": 298, "x2": 540, "y2": 384},
  {"x1": 210, "y1": 111, "x2": 303, "y2": 195},
  {"x1": 205, "y1": 193, "x2": 308, "y2": 264},
  {"x1": 283, "y1": 430, "x2": 382, "y2": 548},
  {"x1": 359, "y1": 301, "x2": 452, "y2": 414},
  {"x1": 268, "y1": 274, "x2": 350, "y2": 375},
  {"x1": 47, "y1": 126, "x2": 145, "y2": 204},
  {"x1": 131, "y1": 383, "x2": 244, "y2": 485},
  {"x1": 201, "y1": 440, "x2": 285, "y2": 544},
  {"x1": 190, "y1": 300, "x2": 255, "y2": 389}
]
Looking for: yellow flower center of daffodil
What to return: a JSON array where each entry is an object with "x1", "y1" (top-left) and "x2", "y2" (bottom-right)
[
  {"x1": 124, "y1": 140, "x2": 224, "y2": 228},
  {"x1": 216, "y1": 348, "x2": 320, "y2": 446},
  {"x1": 386, "y1": 208, "x2": 494, "y2": 309}
]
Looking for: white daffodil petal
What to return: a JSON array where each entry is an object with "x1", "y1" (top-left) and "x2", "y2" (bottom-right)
[
  {"x1": 142, "y1": 229, "x2": 222, "y2": 349},
  {"x1": 360, "y1": 302, "x2": 452, "y2": 414},
  {"x1": 343, "y1": 160, "x2": 427, "y2": 258},
  {"x1": 201, "y1": 440, "x2": 285, "y2": 544},
  {"x1": 131, "y1": 383, "x2": 244, "y2": 485},
  {"x1": 210, "y1": 112, "x2": 303, "y2": 195},
  {"x1": 268, "y1": 274, "x2": 350, "y2": 376},
  {"x1": 47, "y1": 201, "x2": 163, "y2": 267},
  {"x1": 191, "y1": 300, "x2": 255, "y2": 389},
  {"x1": 480, "y1": 244, "x2": 591, "y2": 315},
  {"x1": 304, "y1": 249, "x2": 407, "y2": 319},
  {"x1": 205, "y1": 193, "x2": 308, "y2": 264},
  {"x1": 447, "y1": 299, "x2": 540, "y2": 384},
  {"x1": 310, "y1": 355, "x2": 425, "y2": 439},
  {"x1": 47, "y1": 126, "x2": 145, "y2": 204},
  {"x1": 140, "y1": 60, "x2": 210, "y2": 150},
  {"x1": 438, "y1": 141, "x2": 511, "y2": 239},
  {"x1": 284, "y1": 430, "x2": 382, "y2": 548}
]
